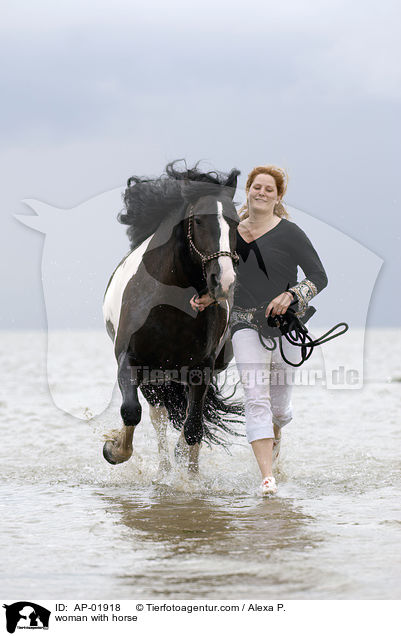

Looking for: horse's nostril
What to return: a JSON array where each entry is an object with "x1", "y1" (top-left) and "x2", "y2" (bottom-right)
[{"x1": 210, "y1": 273, "x2": 218, "y2": 287}]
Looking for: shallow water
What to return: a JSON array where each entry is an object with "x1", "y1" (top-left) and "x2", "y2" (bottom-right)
[{"x1": 1, "y1": 329, "x2": 400, "y2": 599}]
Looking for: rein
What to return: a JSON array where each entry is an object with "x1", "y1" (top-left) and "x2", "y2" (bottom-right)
[{"x1": 187, "y1": 204, "x2": 239, "y2": 278}]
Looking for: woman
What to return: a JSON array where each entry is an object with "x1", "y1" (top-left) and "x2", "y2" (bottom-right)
[{"x1": 190, "y1": 166, "x2": 328, "y2": 495}]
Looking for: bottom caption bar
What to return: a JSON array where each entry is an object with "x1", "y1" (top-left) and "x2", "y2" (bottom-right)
[{"x1": 1, "y1": 599, "x2": 397, "y2": 634}]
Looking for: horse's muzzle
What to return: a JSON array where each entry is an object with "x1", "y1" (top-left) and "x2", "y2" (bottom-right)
[
  {"x1": 207, "y1": 254, "x2": 236, "y2": 302},
  {"x1": 209, "y1": 277, "x2": 235, "y2": 303}
]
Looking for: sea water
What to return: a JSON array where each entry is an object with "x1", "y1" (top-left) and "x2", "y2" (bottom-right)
[{"x1": 1, "y1": 329, "x2": 400, "y2": 599}]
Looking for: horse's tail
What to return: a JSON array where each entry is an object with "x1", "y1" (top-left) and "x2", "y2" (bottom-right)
[
  {"x1": 202, "y1": 378, "x2": 245, "y2": 447},
  {"x1": 144, "y1": 378, "x2": 244, "y2": 448}
]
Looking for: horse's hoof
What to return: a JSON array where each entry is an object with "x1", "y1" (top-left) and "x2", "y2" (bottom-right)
[{"x1": 103, "y1": 441, "x2": 132, "y2": 465}]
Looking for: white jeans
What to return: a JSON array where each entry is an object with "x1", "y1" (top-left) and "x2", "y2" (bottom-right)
[{"x1": 232, "y1": 328, "x2": 293, "y2": 443}]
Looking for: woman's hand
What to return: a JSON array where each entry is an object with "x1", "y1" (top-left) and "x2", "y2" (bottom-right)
[
  {"x1": 190, "y1": 293, "x2": 215, "y2": 312},
  {"x1": 265, "y1": 291, "x2": 293, "y2": 317}
]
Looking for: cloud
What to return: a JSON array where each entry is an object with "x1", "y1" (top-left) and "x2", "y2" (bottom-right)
[
  {"x1": 292, "y1": 2, "x2": 401, "y2": 102},
  {"x1": 1, "y1": 0, "x2": 400, "y2": 144}
]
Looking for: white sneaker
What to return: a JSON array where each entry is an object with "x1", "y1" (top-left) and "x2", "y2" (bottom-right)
[{"x1": 260, "y1": 476, "x2": 277, "y2": 496}]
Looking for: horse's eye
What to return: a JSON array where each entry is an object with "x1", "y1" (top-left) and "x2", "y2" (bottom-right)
[{"x1": 194, "y1": 217, "x2": 202, "y2": 225}]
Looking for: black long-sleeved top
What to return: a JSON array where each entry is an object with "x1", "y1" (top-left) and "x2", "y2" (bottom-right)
[{"x1": 234, "y1": 218, "x2": 328, "y2": 309}]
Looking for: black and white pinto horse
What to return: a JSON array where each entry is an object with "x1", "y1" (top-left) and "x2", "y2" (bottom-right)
[{"x1": 102, "y1": 162, "x2": 242, "y2": 473}]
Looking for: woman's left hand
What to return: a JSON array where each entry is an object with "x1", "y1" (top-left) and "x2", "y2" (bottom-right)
[
  {"x1": 190, "y1": 293, "x2": 215, "y2": 312},
  {"x1": 265, "y1": 291, "x2": 293, "y2": 317}
]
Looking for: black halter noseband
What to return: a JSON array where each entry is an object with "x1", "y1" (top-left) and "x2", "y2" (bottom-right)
[{"x1": 187, "y1": 204, "x2": 239, "y2": 278}]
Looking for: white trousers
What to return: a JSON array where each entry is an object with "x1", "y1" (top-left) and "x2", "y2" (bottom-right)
[{"x1": 232, "y1": 328, "x2": 293, "y2": 443}]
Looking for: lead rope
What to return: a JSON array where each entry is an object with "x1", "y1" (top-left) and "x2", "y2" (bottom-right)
[{"x1": 257, "y1": 315, "x2": 349, "y2": 367}]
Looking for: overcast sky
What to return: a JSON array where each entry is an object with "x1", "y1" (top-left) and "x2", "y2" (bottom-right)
[{"x1": 1, "y1": 0, "x2": 400, "y2": 328}]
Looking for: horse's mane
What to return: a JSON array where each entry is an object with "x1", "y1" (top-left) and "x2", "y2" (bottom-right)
[{"x1": 119, "y1": 160, "x2": 240, "y2": 250}]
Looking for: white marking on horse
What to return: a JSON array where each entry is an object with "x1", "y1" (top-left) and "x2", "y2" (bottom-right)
[
  {"x1": 216, "y1": 201, "x2": 235, "y2": 292},
  {"x1": 103, "y1": 235, "x2": 154, "y2": 340}
]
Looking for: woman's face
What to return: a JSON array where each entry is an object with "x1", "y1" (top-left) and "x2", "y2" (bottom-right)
[{"x1": 248, "y1": 173, "x2": 279, "y2": 214}]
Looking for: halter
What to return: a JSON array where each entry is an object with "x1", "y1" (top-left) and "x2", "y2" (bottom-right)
[{"x1": 187, "y1": 204, "x2": 239, "y2": 278}]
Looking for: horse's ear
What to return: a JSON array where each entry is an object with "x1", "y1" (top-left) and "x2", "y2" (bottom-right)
[{"x1": 225, "y1": 169, "x2": 240, "y2": 198}]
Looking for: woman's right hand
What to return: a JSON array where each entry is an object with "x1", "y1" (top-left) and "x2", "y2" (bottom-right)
[
  {"x1": 190, "y1": 293, "x2": 215, "y2": 312},
  {"x1": 265, "y1": 291, "x2": 293, "y2": 317}
]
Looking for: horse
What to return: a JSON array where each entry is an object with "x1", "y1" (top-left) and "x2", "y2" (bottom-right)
[{"x1": 102, "y1": 162, "x2": 243, "y2": 474}]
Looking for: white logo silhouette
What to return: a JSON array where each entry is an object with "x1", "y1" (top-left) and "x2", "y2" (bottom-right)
[{"x1": 16, "y1": 188, "x2": 383, "y2": 418}]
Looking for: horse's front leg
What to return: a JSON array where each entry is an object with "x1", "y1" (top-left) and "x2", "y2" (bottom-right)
[
  {"x1": 149, "y1": 404, "x2": 171, "y2": 474},
  {"x1": 183, "y1": 366, "x2": 211, "y2": 448},
  {"x1": 103, "y1": 352, "x2": 142, "y2": 465},
  {"x1": 175, "y1": 428, "x2": 201, "y2": 474},
  {"x1": 181, "y1": 378, "x2": 208, "y2": 474}
]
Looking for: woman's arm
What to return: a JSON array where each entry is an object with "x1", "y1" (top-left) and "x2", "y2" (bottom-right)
[
  {"x1": 288, "y1": 226, "x2": 328, "y2": 313},
  {"x1": 266, "y1": 224, "x2": 327, "y2": 317}
]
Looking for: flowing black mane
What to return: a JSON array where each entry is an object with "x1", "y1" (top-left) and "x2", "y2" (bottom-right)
[{"x1": 119, "y1": 160, "x2": 240, "y2": 250}]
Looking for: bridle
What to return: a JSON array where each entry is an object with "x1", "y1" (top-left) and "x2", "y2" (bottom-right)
[{"x1": 186, "y1": 204, "x2": 239, "y2": 278}]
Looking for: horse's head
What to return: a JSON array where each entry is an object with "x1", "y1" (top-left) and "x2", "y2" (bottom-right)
[
  {"x1": 186, "y1": 190, "x2": 240, "y2": 302},
  {"x1": 122, "y1": 161, "x2": 241, "y2": 302}
]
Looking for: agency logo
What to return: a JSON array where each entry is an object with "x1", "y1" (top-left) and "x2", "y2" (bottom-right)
[
  {"x1": 2, "y1": 602, "x2": 51, "y2": 633},
  {"x1": 16, "y1": 186, "x2": 382, "y2": 412}
]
